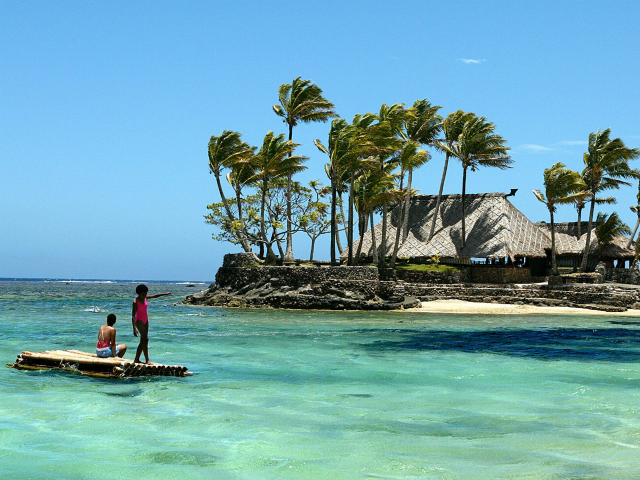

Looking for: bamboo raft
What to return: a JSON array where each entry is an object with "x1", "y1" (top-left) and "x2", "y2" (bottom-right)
[{"x1": 8, "y1": 350, "x2": 191, "y2": 379}]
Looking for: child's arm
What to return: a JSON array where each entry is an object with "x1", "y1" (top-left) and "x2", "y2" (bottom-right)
[
  {"x1": 147, "y1": 292, "x2": 172, "y2": 299},
  {"x1": 111, "y1": 329, "x2": 118, "y2": 358},
  {"x1": 132, "y1": 300, "x2": 138, "y2": 337}
]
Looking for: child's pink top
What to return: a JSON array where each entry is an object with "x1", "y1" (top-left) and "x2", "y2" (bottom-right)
[{"x1": 135, "y1": 298, "x2": 148, "y2": 324}]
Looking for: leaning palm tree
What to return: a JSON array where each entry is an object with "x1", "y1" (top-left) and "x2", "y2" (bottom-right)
[
  {"x1": 389, "y1": 141, "x2": 429, "y2": 268},
  {"x1": 273, "y1": 77, "x2": 338, "y2": 263},
  {"x1": 578, "y1": 129, "x2": 640, "y2": 272},
  {"x1": 438, "y1": 114, "x2": 512, "y2": 248},
  {"x1": 246, "y1": 131, "x2": 308, "y2": 263},
  {"x1": 429, "y1": 110, "x2": 472, "y2": 240},
  {"x1": 208, "y1": 130, "x2": 255, "y2": 253},
  {"x1": 533, "y1": 163, "x2": 583, "y2": 276}
]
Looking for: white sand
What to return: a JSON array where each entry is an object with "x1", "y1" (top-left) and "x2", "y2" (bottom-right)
[{"x1": 407, "y1": 299, "x2": 640, "y2": 316}]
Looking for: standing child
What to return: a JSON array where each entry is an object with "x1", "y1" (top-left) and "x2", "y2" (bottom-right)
[{"x1": 132, "y1": 284, "x2": 172, "y2": 364}]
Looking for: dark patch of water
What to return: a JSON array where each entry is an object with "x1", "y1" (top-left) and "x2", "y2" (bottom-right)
[{"x1": 359, "y1": 327, "x2": 640, "y2": 362}]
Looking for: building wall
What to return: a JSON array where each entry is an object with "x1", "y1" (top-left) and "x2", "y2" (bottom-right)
[{"x1": 469, "y1": 266, "x2": 531, "y2": 284}]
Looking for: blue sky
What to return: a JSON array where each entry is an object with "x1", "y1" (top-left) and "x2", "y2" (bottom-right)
[{"x1": 2, "y1": 1, "x2": 639, "y2": 281}]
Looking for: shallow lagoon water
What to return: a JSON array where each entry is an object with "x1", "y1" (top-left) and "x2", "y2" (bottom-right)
[{"x1": 2, "y1": 280, "x2": 640, "y2": 479}]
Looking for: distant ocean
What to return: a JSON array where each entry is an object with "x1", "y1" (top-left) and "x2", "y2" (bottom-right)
[{"x1": 2, "y1": 279, "x2": 640, "y2": 479}]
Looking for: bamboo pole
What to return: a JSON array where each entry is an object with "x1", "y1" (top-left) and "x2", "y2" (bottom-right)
[{"x1": 22, "y1": 352, "x2": 126, "y2": 368}]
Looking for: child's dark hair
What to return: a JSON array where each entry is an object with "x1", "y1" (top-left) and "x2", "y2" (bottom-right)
[
  {"x1": 136, "y1": 284, "x2": 149, "y2": 295},
  {"x1": 107, "y1": 314, "x2": 116, "y2": 326}
]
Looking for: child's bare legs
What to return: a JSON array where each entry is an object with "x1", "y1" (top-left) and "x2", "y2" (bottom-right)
[{"x1": 134, "y1": 320, "x2": 151, "y2": 364}]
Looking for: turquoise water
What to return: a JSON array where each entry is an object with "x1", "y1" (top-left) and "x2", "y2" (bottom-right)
[{"x1": 2, "y1": 281, "x2": 640, "y2": 479}]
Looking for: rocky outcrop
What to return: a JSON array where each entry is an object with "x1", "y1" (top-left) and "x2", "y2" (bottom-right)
[
  {"x1": 185, "y1": 254, "x2": 640, "y2": 312},
  {"x1": 184, "y1": 265, "x2": 420, "y2": 310}
]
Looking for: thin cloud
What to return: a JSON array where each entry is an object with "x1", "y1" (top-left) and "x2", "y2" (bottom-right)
[
  {"x1": 556, "y1": 140, "x2": 587, "y2": 146},
  {"x1": 519, "y1": 144, "x2": 553, "y2": 152},
  {"x1": 459, "y1": 58, "x2": 485, "y2": 64}
]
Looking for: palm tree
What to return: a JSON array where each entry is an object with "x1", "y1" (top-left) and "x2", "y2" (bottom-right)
[
  {"x1": 208, "y1": 131, "x2": 255, "y2": 253},
  {"x1": 438, "y1": 114, "x2": 512, "y2": 248},
  {"x1": 374, "y1": 103, "x2": 405, "y2": 268},
  {"x1": 353, "y1": 168, "x2": 400, "y2": 263},
  {"x1": 572, "y1": 170, "x2": 589, "y2": 239},
  {"x1": 401, "y1": 99, "x2": 442, "y2": 242},
  {"x1": 315, "y1": 119, "x2": 357, "y2": 265},
  {"x1": 315, "y1": 116, "x2": 387, "y2": 265},
  {"x1": 578, "y1": 129, "x2": 640, "y2": 272},
  {"x1": 389, "y1": 141, "x2": 429, "y2": 268},
  {"x1": 247, "y1": 131, "x2": 308, "y2": 263},
  {"x1": 596, "y1": 211, "x2": 631, "y2": 247},
  {"x1": 341, "y1": 113, "x2": 380, "y2": 266},
  {"x1": 273, "y1": 77, "x2": 337, "y2": 263},
  {"x1": 226, "y1": 158, "x2": 256, "y2": 227},
  {"x1": 429, "y1": 111, "x2": 472, "y2": 240},
  {"x1": 533, "y1": 163, "x2": 582, "y2": 276}
]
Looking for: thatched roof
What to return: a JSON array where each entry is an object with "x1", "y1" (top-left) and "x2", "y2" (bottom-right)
[
  {"x1": 346, "y1": 192, "x2": 552, "y2": 260},
  {"x1": 536, "y1": 222, "x2": 635, "y2": 259}
]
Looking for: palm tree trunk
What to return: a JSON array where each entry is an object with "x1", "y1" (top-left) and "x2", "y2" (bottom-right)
[
  {"x1": 347, "y1": 173, "x2": 355, "y2": 266},
  {"x1": 261, "y1": 179, "x2": 276, "y2": 263},
  {"x1": 550, "y1": 208, "x2": 558, "y2": 276},
  {"x1": 389, "y1": 204, "x2": 404, "y2": 269},
  {"x1": 429, "y1": 153, "x2": 449, "y2": 240},
  {"x1": 389, "y1": 173, "x2": 406, "y2": 269},
  {"x1": 576, "y1": 204, "x2": 583, "y2": 239},
  {"x1": 235, "y1": 186, "x2": 243, "y2": 221},
  {"x1": 370, "y1": 211, "x2": 378, "y2": 264},
  {"x1": 402, "y1": 169, "x2": 413, "y2": 242},
  {"x1": 284, "y1": 173, "x2": 294, "y2": 262},
  {"x1": 461, "y1": 167, "x2": 467, "y2": 249},
  {"x1": 627, "y1": 214, "x2": 640, "y2": 248},
  {"x1": 235, "y1": 184, "x2": 255, "y2": 256},
  {"x1": 355, "y1": 212, "x2": 368, "y2": 264},
  {"x1": 378, "y1": 201, "x2": 388, "y2": 268},
  {"x1": 330, "y1": 169, "x2": 337, "y2": 265},
  {"x1": 335, "y1": 223, "x2": 344, "y2": 257},
  {"x1": 338, "y1": 191, "x2": 347, "y2": 254},
  {"x1": 284, "y1": 123, "x2": 294, "y2": 263},
  {"x1": 216, "y1": 173, "x2": 252, "y2": 253},
  {"x1": 579, "y1": 197, "x2": 596, "y2": 272}
]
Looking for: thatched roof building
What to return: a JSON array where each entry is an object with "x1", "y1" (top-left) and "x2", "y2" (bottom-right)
[
  {"x1": 347, "y1": 192, "x2": 552, "y2": 261},
  {"x1": 536, "y1": 222, "x2": 635, "y2": 260}
]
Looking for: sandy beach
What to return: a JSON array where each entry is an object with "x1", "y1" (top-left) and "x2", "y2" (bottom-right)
[{"x1": 408, "y1": 299, "x2": 640, "y2": 316}]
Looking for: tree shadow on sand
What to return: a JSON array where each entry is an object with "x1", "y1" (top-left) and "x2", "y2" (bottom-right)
[{"x1": 357, "y1": 326, "x2": 640, "y2": 362}]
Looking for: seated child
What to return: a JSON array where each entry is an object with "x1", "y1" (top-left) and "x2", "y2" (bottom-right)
[{"x1": 97, "y1": 314, "x2": 127, "y2": 358}]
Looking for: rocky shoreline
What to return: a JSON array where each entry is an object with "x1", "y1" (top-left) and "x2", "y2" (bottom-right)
[{"x1": 184, "y1": 255, "x2": 640, "y2": 312}]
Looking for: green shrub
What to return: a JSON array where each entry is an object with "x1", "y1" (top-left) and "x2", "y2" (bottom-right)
[{"x1": 394, "y1": 263, "x2": 462, "y2": 273}]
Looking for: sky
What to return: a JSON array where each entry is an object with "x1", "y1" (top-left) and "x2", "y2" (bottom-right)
[{"x1": 1, "y1": 1, "x2": 639, "y2": 281}]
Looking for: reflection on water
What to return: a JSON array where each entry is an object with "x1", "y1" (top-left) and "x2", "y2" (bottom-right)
[{"x1": 2, "y1": 280, "x2": 640, "y2": 479}]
